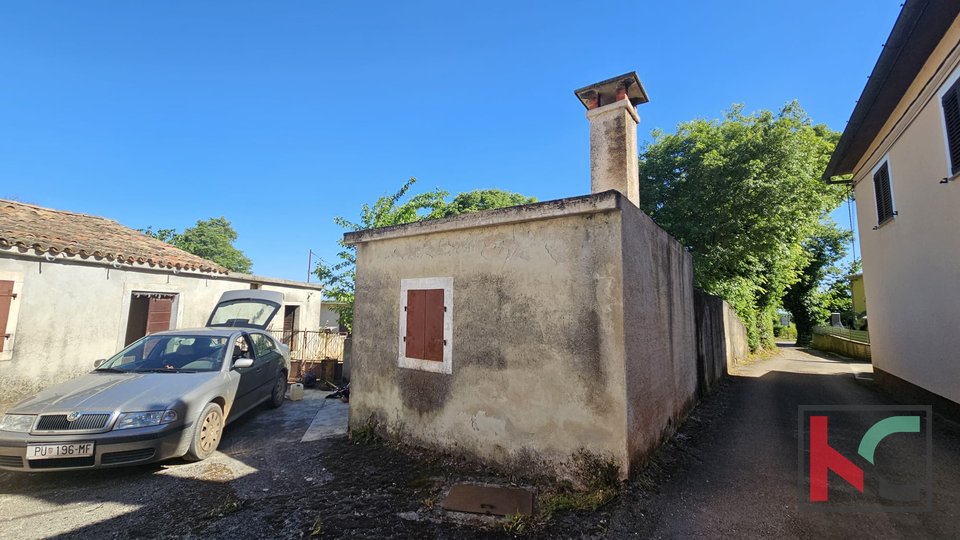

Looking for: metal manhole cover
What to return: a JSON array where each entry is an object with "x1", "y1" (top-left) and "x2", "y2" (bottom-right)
[{"x1": 440, "y1": 483, "x2": 534, "y2": 516}]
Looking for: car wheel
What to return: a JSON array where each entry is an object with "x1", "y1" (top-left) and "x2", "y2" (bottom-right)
[
  {"x1": 268, "y1": 371, "x2": 287, "y2": 409},
  {"x1": 185, "y1": 402, "x2": 224, "y2": 461}
]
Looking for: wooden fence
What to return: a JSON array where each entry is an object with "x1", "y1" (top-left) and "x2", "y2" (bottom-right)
[
  {"x1": 811, "y1": 326, "x2": 870, "y2": 344},
  {"x1": 269, "y1": 330, "x2": 347, "y2": 361}
]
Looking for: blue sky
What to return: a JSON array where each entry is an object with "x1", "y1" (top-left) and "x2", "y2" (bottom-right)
[{"x1": 0, "y1": 1, "x2": 900, "y2": 281}]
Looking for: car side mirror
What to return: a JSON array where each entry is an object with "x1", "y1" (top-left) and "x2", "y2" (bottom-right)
[
  {"x1": 233, "y1": 358, "x2": 254, "y2": 369},
  {"x1": 94, "y1": 358, "x2": 106, "y2": 368}
]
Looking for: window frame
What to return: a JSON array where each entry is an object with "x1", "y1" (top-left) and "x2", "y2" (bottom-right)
[
  {"x1": 871, "y1": 158, "x2": 897, "y2": 227},
  {"x1": 398, "y1": 277, "x2": 453, "y2": 374}
]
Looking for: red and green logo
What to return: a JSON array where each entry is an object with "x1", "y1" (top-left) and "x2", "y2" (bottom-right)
[{"x1": 799, "y1": 405, "x2": 932, "y2": 512}]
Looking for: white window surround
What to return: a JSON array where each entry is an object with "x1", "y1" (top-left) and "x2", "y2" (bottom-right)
[
  {"x1": 937, "y1": 62, "x2": 960, "y2": 179},
  {"x1": 398, "y1": 277, "x2": 453, "y2": 374},
  {"x1": 0, "y1": 271, "x2": 24, "y2": 361}
]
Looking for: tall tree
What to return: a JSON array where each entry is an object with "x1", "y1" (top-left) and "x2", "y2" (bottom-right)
[
  {"x1": 141, "y1": 217, "x2": 253, "y2": 273},
  {"x1": 781, "y1": 221, "x2": 852, "y2": 345},
  {"x1": 314, "y1": 179, "x2": 536, "y2": 332},
  {"x1": 638, "y1": 102, "x2": 846, "y2": 349}
]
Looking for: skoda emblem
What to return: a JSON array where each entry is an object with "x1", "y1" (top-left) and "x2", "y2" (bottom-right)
[{"x1": 66, "y1": 411, "x2": 82, "y2": 422}]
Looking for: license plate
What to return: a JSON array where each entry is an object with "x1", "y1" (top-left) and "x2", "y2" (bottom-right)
[{"x1": 26, "y1": 442, "x2": 95, "y2": 460}]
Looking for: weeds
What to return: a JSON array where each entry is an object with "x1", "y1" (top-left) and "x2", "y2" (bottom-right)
[
  {"x1": 309, "y1": 516, "x2": 324, "y2": 537},
  {"x1": 502, "y1": 511, "x2": 532, "y2": 533}
]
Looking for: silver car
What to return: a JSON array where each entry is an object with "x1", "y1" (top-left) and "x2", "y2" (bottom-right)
[{"x1": 0, "y1": 291, "x2": 290, "y2": 472}]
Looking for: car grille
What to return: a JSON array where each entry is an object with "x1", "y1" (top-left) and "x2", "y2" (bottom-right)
[
  {"x1": 28, "y1": 456, "x2": 95, "y2": 469},
  {"x1": 101, "y1": 449, "x2": 155, "y2": 465},
  {"x1": 36, "y1": 413, "x2": 111, "y2": 431},
  {"x1": 0, "y1": 455, "x2": 23, "y2": 468}
]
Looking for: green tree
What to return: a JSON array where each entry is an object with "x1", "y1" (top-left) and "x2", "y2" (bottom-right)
[
  {"x1": 638, "y1": 102, "x2": 846, "y2": 350},
  {"x1": 315, "y1": 179, "x2": 536, "y2": 332},
  {"x1": 781, "y1": 221, "x2": 852, "y2": 345},
  {"x1": 140, "y1": 217, "x2": 253, "y2": 273}
]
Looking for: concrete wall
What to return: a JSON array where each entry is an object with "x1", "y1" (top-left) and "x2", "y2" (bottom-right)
[
  {"x1": 0, "y1": 248, "x2": 323, "y2": 404},
  {"x1": 850, "y1": 15, "x2": 960, "y2": 405},
  {"x1": 810, "y1": 333, "x2": 871, "y2": 360},
  {"x1": 692, "y1": 290, "x2": 750, "y2": 398},
  {"x1": 349, "y1": 205, "x2": 631, "y2": 477},
  {"x1": 347, "y1": 191, "x2": 706, "y2": 479},
  {"x1": 620, "y1": 204, "x2": 697, "y2": 467}
]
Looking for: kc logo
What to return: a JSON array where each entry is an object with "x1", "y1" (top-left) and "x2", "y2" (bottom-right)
[{"x1": 798, "y1": 405, "x2": 932, "y2": 512}]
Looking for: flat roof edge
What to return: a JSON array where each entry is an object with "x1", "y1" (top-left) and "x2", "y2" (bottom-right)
[{"x1": 343, "y1": 190, "x2": 625, "y2": 245}]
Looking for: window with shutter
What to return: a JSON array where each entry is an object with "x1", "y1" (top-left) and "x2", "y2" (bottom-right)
[
  {"x1": 942, "y1": 79, "x2": 960, "y2": 175},
  {"x1": 873, "y1": 161, "x2": 895, "y2": 225},
  {"x1": 0, "y1": 280, "x2": 15, "y2": 353},
  {"x1": 399, "y1": 277, "x2": 453, "y2": 373}
]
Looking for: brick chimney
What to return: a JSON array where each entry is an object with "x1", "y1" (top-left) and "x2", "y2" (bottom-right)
[{"x1": 574, "y1": 72, "x2": 649, "y2": 207}]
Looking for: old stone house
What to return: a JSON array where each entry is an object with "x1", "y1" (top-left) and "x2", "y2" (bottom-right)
[
  {"x1": 346, "y1": 73, "x2": 748, "y2": 479},
  {"x1": 0, "y1": 199, "x2": 323, "y2": 405}
]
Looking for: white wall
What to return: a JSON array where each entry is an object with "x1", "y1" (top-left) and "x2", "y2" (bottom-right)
[
  {"x1": 851, "y1": 17, "x2": 960, "y2": 405},
  {"x1": 0, "y1": 250, "x2": 322, "y2": 404}
]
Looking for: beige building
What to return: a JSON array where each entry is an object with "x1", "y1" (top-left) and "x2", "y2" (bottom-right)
[
  {"x1": 823, "y1": 0, "x2": 960, "y2": 410},
  {"x1": 0, "y1": 200, "x2": 324, "y2": 405},
  {"x1": 346, "y1": 73, "x2": 749, "y2": 480}
]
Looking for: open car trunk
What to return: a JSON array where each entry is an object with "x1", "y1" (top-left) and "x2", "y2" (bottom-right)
[{"x1": 206, "y1": 290, "x2": 284, "y2": 330}]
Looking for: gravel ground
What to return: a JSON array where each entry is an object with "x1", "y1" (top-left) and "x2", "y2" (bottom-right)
[{"x1": 2, "y1": 347, "x2": 959, "y2": 539}]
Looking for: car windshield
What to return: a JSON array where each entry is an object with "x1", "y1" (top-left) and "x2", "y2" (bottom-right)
[{"x1": 98, "y1": 334, "x2": 229, "y2": 373}]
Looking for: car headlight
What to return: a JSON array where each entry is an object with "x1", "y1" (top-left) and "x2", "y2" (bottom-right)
[
  {"x1": 0, "y1": 414, "x2": 36, "y2": 433},
  {"x1": 114, "y1": 410, "x2": 178, "y2": 430}
]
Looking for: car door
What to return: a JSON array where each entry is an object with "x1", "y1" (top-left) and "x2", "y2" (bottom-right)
[
  {"x1": 229, "y1": 333, "x2": 268, "y2": 420},
  {"x1": 250, "y1": 332, "x2": 282, "y2": 400}
]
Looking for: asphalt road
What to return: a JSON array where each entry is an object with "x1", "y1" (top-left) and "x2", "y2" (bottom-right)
[{"x1": 596, "y1": 345, "x2": 960, "y2": 539}]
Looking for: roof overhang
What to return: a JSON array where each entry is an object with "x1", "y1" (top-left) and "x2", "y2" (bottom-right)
[{"x1": 822, "y1": 0, "x2": 960, "y2": 181}]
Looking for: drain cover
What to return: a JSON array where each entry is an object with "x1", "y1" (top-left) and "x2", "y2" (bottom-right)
[{"x1": 440, "y1": 484, "x2": 534, "y2": 516}]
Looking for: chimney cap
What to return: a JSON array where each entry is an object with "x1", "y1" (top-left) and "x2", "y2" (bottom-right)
[{"x1": 574, "y1": 72, "x2": 649, "y2": 109}]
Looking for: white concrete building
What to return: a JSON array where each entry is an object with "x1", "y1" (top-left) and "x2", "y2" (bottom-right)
[
  {"x1": 0, "y1": 199, "x2": 323, "y2": 405},
  {"x1": 823, "y1": 0, "x2": 960, "y2": 412}
]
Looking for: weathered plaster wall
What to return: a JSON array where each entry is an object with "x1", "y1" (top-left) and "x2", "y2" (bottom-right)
[
  {"x1": 620, "y1": 204, "x2": 697, "y2": 468},
  {"x1": 0, "y1": 249, "x2": 322, "y2": 405},
  {"x1": 349, "y1": 208, "x2": 630, "y2": 477},
  {"x1": 722, "y1": 301, "x2": 750, "y2": 370},
  {"x1": 693, "y1": 290, "x2": 750, "y2": 397}
]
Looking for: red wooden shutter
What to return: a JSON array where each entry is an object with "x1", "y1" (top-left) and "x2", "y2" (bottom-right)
[
  {"x1": 405, "y1": 290, "x2": 426, "y2": 359},
  {"x1": 145, "y1": 297, "x2": 173, "y2": 334},
  {"x1": 0, "y1": 280, "x2": 14, "y2": 353},
  {"x1": 423, "y1": 289, "x2": 445, "y2": 361},
  {"x1": 405, "y1": 288, "x2": 445, "y2": 361}
]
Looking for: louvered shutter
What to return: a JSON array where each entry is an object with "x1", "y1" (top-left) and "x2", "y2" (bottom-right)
[
  {"x1": 873, "y1": 162, "x2": 894, "y2": 224},
  {"x1": 942, "y1": 80, "x2": 960, "y2": 175}
]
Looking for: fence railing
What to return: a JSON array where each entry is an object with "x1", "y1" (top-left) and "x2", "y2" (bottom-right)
[
  {"x1": 269, "y1": 330, "x2": 347, "y2": 361},
  {"x1": 812, "y1": 326, "x2": 870, "y2": 344}
]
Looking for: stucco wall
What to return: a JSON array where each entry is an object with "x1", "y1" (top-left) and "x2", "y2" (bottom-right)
[
  {"x1": 0, "y1": 249, "x2": 323, "y2": 404},
  {"x1": 347, "y1": 191, "x2": 708, "y2": 479},
  {"x1": 349, "y1": 207, "x2": 631, "y2": 477},
  {"x1": 621, "y1": 204, "x2": 697, "y2": 467},
  {"x1": 723, "y1": 301, "x2": 750, "y2": 369},
  {"x1": 851, "y1": 15, "x2": 960, "y2": 405}
]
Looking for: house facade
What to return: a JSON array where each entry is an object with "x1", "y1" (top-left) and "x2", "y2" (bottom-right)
[
  {"x1": 0, "y1": 199, "x2": 324, "y2": 406},
  {"x1": 823, "y1": 0, "x2": 960, "y2": 409}
]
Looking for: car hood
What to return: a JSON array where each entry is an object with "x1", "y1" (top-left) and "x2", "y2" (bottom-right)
[{"x1": 8, "y1": 371, "x2": 221, "y2": 414}]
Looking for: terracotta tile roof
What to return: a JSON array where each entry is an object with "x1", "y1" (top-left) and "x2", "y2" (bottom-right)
[{"x1": 0, "y1": 199, "x2": 228, "y2": 274}]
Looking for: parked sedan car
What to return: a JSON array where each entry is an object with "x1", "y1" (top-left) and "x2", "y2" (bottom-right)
[{"x1": 0, "y1": 291, "x2": 290, "y2": 472}]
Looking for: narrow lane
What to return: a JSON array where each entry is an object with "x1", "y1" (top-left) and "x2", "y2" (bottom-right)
[{"x1": 606, "y1": 345, "x2": 960, "y2": 539}]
